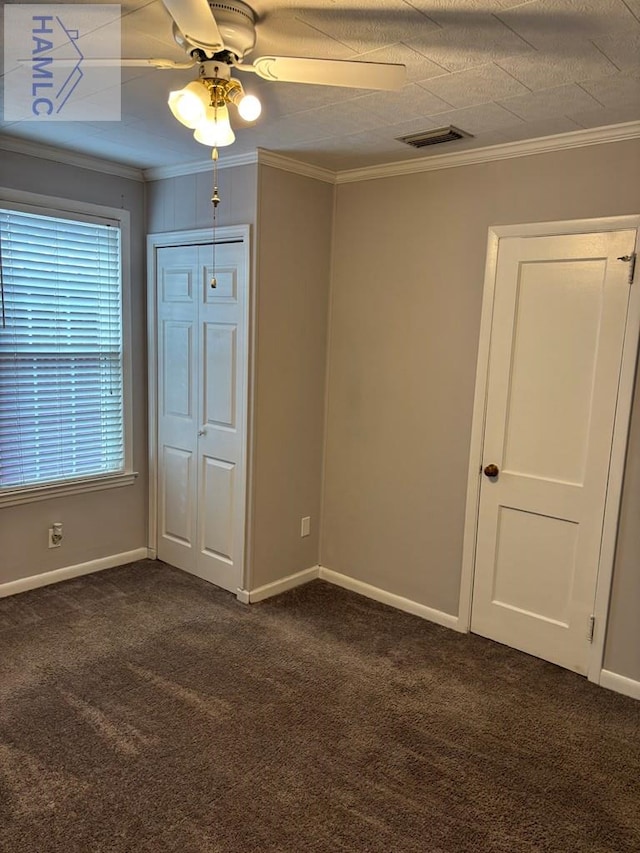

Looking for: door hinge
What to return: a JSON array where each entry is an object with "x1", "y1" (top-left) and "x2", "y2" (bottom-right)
[
  {"x1": 617, "y1": 253, "x2": 637, "y2": 285},
  {"x1": 587, "y1": 615, "x2": 595, "y2": 643}
]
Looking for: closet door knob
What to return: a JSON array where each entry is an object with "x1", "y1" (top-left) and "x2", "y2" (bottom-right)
[{"x1": 483, "y1": 463, "x2": 499, "y2": 478}]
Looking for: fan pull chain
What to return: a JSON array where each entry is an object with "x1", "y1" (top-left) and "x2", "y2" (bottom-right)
[{"x1": 211, "y1": 146, "x2": 220, "y2": 288}]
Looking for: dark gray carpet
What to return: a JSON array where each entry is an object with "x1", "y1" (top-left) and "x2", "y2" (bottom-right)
[{"x1": 0, "y1": 560, "x2": 638, "y2": 852}]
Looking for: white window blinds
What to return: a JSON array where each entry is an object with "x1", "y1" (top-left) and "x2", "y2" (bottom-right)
[{"x1": 0, "y1": 206, "x2": 124, "y2": 490}]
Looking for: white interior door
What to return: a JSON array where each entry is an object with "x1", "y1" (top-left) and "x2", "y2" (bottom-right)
[
  {"x1": 156, "y1": 241, "x2": 248, "y2": 593},
  {"x1": 471, "y1": 229, "x2": 637, "y2": 674}
]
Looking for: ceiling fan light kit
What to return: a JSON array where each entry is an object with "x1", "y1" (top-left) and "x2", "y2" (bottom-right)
[
  {"x1": 159, "y1": 0, "x2": 406, "y2": 151},
  {"x1": 168, "y1": 61, "x2": 260, "y2": 148}
]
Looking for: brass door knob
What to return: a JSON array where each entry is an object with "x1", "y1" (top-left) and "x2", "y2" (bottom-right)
[{"x1": 483, "y1": 463, "x2": 499, "y2": 478}]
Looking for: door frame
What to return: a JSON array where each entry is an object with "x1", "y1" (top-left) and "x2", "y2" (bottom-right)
[
  {"x1": 459, "y1": 215, "x2": 640, "y2": 684},
  {"x1": 146, "y1": 225, "x2": 252, "y2": 593}
]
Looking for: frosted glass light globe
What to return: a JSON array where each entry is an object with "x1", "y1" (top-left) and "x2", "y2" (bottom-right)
[
  {"x1": 168, "y1": 82, "x2": 208, "y2": 129},
  {"x1": 193, "y1": 105, "x2": 236, "y2": 147}
]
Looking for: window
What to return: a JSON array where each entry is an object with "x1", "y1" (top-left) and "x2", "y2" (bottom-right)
[{"x1": 0, "y1": 197, "x2": 134, "y2": 504}]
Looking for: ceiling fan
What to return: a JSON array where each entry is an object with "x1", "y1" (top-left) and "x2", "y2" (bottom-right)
[{"x1": 127, "y1": 0, "x2": 407, "y2": 147}]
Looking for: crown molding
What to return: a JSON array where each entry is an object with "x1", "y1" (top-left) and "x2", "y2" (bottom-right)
[
  {"x1": 143, "y1": 150, "x2": 258, "y2": 181},
  {"x1": 144, "y1": 148, "x2": 335, "y2": 183},
  {"x1": 3, "y1": 120, "x2": 638, "y2": 187},
  {"x1": 0, "y1": 135, "x2": 145, "y2": 182},
  {"x1": 334, "y1": 121, "x2": 640, "y2": 184},
  {"x1": 256, "y1": 149, "x2": 336, "y2": 184}
]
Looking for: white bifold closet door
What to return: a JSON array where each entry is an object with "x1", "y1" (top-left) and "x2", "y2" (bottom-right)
[{"x1": 156, "y1": 241, "x2": 248, "y2": 593}]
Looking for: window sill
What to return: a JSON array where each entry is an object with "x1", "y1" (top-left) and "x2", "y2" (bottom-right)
[{"x1": 0, "y1": 471, "x2": 139, "y2": 508}]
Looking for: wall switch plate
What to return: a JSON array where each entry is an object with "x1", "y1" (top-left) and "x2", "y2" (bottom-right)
[{"x1": 301, "y1": 516, "x2": 311, "y2": 537}]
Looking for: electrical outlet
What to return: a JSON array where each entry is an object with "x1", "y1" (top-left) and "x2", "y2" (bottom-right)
[
  {"x1": 48, "y1": 522, "x2": 63, "y2": 548},
  {"x1": 301, "y1": 516, "x2": 311, "y2": 538}
]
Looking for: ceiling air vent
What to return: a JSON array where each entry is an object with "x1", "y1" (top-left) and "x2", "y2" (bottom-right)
[{"x1": 397, "y1": 126, "x2": 472, "y2": 149}]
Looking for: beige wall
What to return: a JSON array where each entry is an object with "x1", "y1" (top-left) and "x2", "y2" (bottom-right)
[
  {"x1": 146, "y1": 164, "x2": 258, "y2": 234},
  {"x1": 604, "y1": 377, "x2": 640, "y2": 680},
  {"x1": 322, "y1": 139, "x2": 640, "y2": 680},
  {"x1": 0, "y1": 150, "x2": 148, "y2": 583},
  {"x1": 249, "y1": 165, "x2": 333, "y2": 589}
]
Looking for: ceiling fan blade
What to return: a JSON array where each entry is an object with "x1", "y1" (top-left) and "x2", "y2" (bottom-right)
[
  {"x1": 77, "y1": 57, "x2": 196, "y2": 71},
  {"x1": 161, "y1": 0, "x2": 224, "y2": 51},
  {"x1": 120, "y1": 58, "x2": 197, "y2": 69},
  {"x1": 14, "y1": 57, "x2": 196, "y2": 69},
  {"x1": 247, "y1": 56, "x2": 406, "y2": 91}
]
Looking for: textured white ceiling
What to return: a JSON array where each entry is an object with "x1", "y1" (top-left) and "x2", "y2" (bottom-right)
[{"x1": 1, "y1": 0, "x2": 639, "y2": 171}]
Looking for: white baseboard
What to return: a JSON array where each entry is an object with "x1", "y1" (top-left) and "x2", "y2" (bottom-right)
[
  {"x1": 237, "y1": 565, "x2": 320, "y2": 604},
  {"x1": 237, "y1": 563, "x2": 461, "y2": 633},
  {"x1": 599, "y1": 669, "x2": 640, "y2": 701},
  {"x1": 0, "y1": 548, "x2": 151, "y2": 598},
  {"x1": 318, "y1": 567, "x2": 461, "y2": 632}
]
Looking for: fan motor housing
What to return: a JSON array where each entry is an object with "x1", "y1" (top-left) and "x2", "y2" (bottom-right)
[{"x1": 209, "y1": 1, "x2": 256, "y2": 58}]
